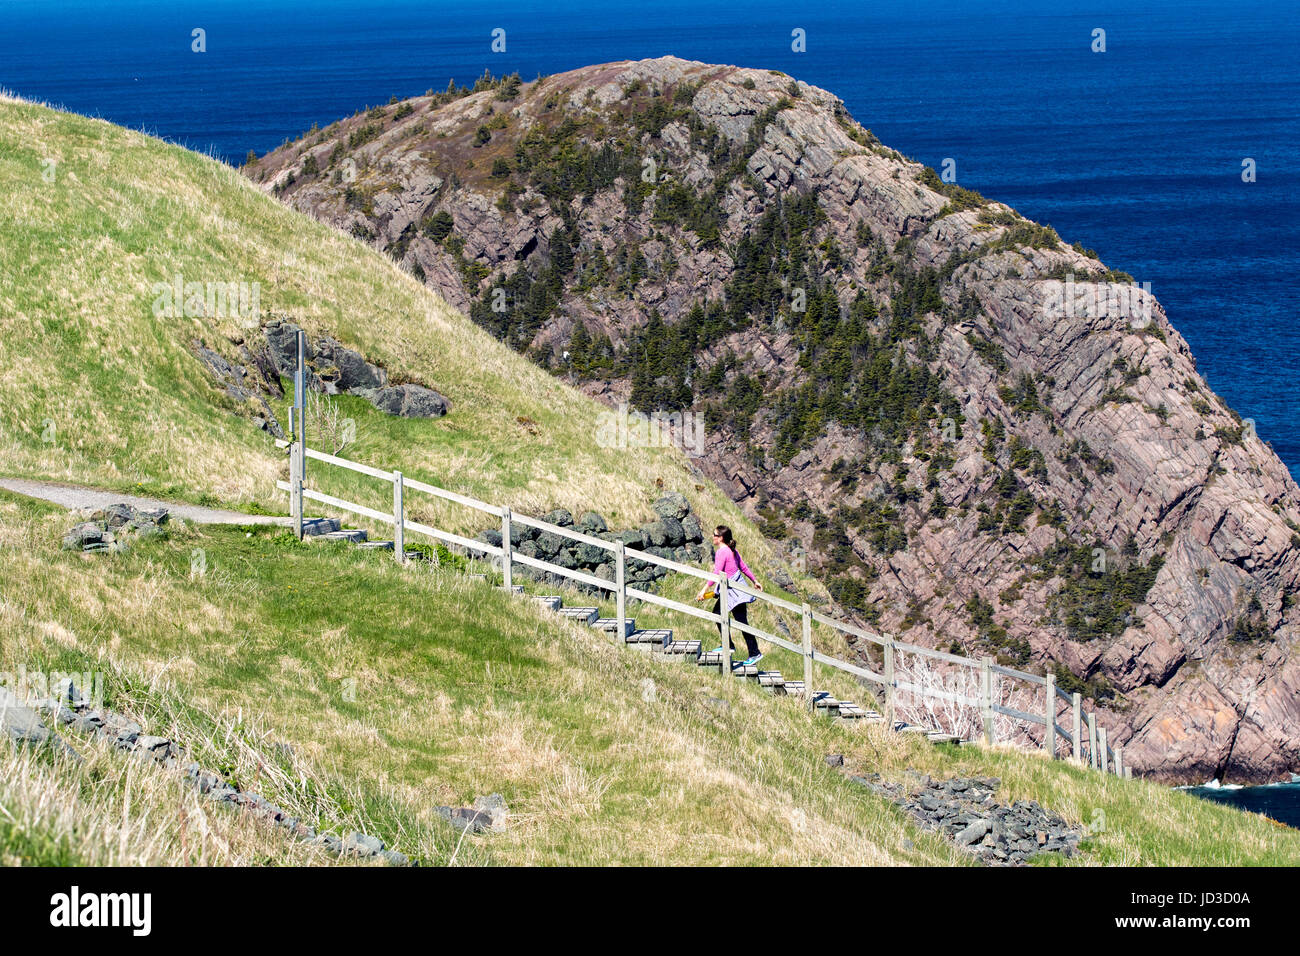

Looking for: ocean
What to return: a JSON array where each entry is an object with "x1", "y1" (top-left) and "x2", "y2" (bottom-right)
[
  {"x1": 1181, "y1": 780, "x2": 1300, "y2": 830},
  {"x1": 1, "y1": 0, "x2": 1296, "y2": 816}
]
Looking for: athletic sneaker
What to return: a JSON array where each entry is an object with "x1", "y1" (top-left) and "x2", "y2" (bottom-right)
[
  {"x1": 708, "y1": 646, "x2": 725, "y2": 656},
  {"x1": 744, "y1": 654, "x2": 764, "y2": 667}
]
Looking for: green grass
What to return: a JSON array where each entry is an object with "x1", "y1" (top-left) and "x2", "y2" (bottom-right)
[{"x1": 4, "y1": 491, "x2": 1298, "y2": 866}]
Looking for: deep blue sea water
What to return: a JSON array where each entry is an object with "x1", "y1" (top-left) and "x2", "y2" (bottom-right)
[
  {"x1": 2, "y1": 1, "x2": 1295, "y2": 480},
  {"x1": 1183, "y1": 780, "x2": 1300, "y2": 830}
]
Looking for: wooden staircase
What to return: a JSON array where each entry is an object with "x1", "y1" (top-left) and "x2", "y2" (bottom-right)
[{"x1": 314, "y1": 523, "x2": 962, "y2": 742}]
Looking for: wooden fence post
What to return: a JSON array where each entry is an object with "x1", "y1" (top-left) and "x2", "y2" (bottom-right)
[
  {"x1": 1088, "y1": 712, "x2": 1098, "y2": 770},
  {"x1": 719, "y1": 572, "x2": 731, "y2": 677},
  {"x1": 1115, "y1": 745, "x2": 1124, "y2": 779},
  {"x1": 290, "y1": 439, "x2": 304, "y2": 541},
  {"x1": 392, "y1": 471, "x2": 405, "y2": 564},
  {"x1": 883, "y1": 638, "x2": 895, "y2": 726},
  {"x1": 615, "y1": 540, "x2": 627, "y2": 639},
  {"x1": 294, "y1": 329, "x2": 306, "y2": 536},
  {"x1": 801, "y1": 603, "x2": 813, "y2": 713},
  {"x1": 1099, "y1": 726, "x2": 1109, "y2": 774},
  {"x1": 1072, "y1": 692, "x2": 1082, "y2": 762},
  {"x1": 980, "y1": 657, "x2": 994, "y2": 745},
  {"x1": 501, "y1": 507, "x2": 513, "y2": 590},
  {"x1": 1044, "y1": 673, "x2": 1056, "y2": 758}
]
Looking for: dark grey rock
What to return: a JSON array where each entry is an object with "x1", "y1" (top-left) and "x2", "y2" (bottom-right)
[
  {"x1": 316, "y1": 336, "x2": 386, "y2": 392},
  {"x1": 641, "y1": 521, "x2": 670, "y2": 548},
  {"x1": 651, "y1": 492, "x2": 690, "y2": 521},
  {"x1": 577, "y1": 511, "x2": 607, "y2": 534},
  {"x1": 955, "y1": 819, "x2": 991, "y2": 846},
  {"x1": 361, "y1": 383, "x2": 450, "y2": 418},
  {"x1": 542, "y1": 509, "x2": 574, "y2": 527},
  {"x1": 435, "y1": 806, "x2": 493, "y2": 834},
  {"x1": 681, "y1": 514, "x2": 704, "y2": 543},
  {"x1": 658, "y1": 515, "x2": 686, "y2": 547},
  {"x1": 575, "y1": 542, "x2": 606, "y2": 566},
  {"x1": 825, "y1": 754, "x2": 844, "y2": 768},
  {"x1": 613, "y1": 530, "x2": 644, "y2": 549},
  {"x1": 534, "y1": 532, "x2": 564, "y2": 558}
]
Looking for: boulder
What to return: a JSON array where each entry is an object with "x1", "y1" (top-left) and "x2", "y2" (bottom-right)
[
  {"x1": 534, "y1": 532, "x2": 565, "y2": 558},
  {"x1": 681, "y1": 514, "x2": 704, "y2": 543},
  {"x1": 542, "y1": 509, "x2": 574, "y2": 527},
  {"x1": 614, "y1": 529, "x2": 644, "y2": 549},
  {"x1": 652, "y1": 492, "x2": 690, "y2": 521},
  {"x1": 577, "y1": 511, "x2": 608, "y2": 534},
  {"x1": 361, "y1": 383, "x2": 450, "y2": 418},
  {"x1": 315, "y1": 336, "x2": 386, "y2": 392},
  {"x1": 658, "y1": 515, "x2": 686, "y2": 547},
  {"x1": 641, "y1": 521, "x2": 670, "y2": 548}
]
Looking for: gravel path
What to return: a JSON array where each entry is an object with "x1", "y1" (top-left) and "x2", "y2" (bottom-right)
[{"x1": 0, "y1": 477, "x2": 291, "y2": 526}]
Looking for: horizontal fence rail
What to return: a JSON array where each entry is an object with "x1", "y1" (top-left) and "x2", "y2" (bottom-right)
[{"x1": 274, "y1": 439, "x2": 1130, "y2": 778}]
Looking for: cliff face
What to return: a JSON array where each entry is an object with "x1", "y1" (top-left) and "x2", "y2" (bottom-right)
[{"x1": 247, "y1": 57, "x2": 1300, "y2": 783}]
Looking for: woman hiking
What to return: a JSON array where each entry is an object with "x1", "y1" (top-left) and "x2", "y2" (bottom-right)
[{"x1": 703, "y1": 525, "x2": 764, "y2": 666}]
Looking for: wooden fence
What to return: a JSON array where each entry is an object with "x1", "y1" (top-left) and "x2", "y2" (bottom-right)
[{"x1": 275, "y1": 438, "x2": 1131, "y2": 778}]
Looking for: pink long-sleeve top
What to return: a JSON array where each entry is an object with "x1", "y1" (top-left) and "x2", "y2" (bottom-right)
[{"x1": 713, "y1": 544, "x2": 756, "y2": 583}]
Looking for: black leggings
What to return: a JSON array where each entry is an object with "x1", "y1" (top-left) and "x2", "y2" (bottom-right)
[{"x1": 713, "y1": 599, "x2": 760, "y2": 657}]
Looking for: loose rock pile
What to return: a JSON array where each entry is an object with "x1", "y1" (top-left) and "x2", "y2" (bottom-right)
[
  {"x1": 62, "y1": 504, "x2": 169, "y2": 553},
  {"x1": 850, "y1": 772, "x2": 1083, "y2": 865},
  {"x1": 9, "y1": 679, "x2": 412, "y2": 865},
  {"x1": 476, "y1": 492, "x2": 710, "y2": 591}
]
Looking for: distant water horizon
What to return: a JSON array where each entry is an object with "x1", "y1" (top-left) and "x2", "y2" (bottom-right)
[{"x1": 2, "y1": 0, "x2": 1297, "y2": 483}]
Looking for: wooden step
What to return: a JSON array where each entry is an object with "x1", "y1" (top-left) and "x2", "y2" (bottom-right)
[
  {"x1": 626, "y1": 627, "x2": 672, "y2": 647},
  {"x1": 300, "y1": 517, "x2": 342, "y2": 537},
  {"x1": 498, "y1": 584, "x2": 525, "y2": 595},
  {"x1": 659, "y1": 640, "x2": 701, "y2": 659},
  {"x1": 356, "y1": 540, "x2": 394, "y2": 551},
  {"x1": 315, "y1": 529, "x2": 367, "y2": 543},
  {"x1": 731, "y1": 663, "x2": 760, "y2": 678},
  {"x1": 757, "y1": 671, "x2": 785, "y2": 687},
  {"x1": 697, "y1": 651, "x2": 733, "y2": 666},
  {"x1": 783, "y1": 680, "x2": 806, "y2": 697},
  {"x1": 533, "y1": 595, "x2": 562, "y2": 611},
  {"x1": 557, "y1": 606, "x2": 599, "y2": 624},
  {"x1": 591, "y1": 618, "x2": 635, "y2": 638}
]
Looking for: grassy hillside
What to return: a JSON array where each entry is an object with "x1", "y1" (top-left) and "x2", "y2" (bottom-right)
[
  {"x1": 5, "y1": 491, "x2": 1298, "y2": 866},
  {"x1": 1, "y1": 96, "x2": 1297, "y2": 866},
  {"x1": 0, "y1": 92, "x2": 761, "y2": 548}
]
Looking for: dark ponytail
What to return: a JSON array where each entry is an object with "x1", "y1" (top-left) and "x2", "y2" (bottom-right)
[{"x1": 714, "y1": 525, "x2": 735, "y2": 549}]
